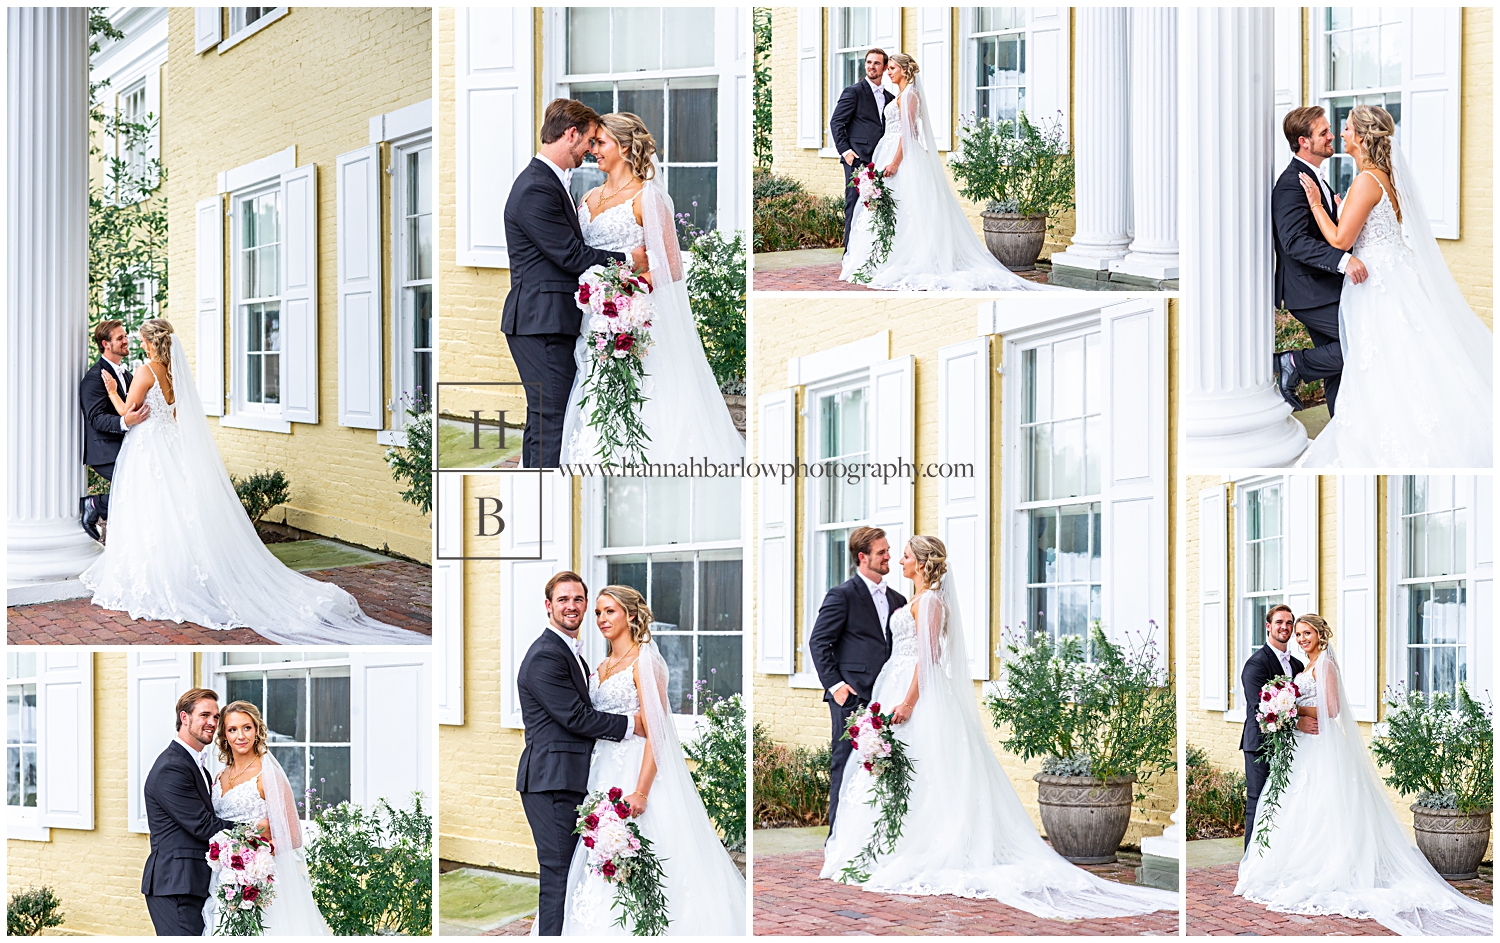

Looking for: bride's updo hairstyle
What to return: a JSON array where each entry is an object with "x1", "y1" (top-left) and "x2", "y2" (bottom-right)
[
  {"x1": 215, "y1": 700, "x2": 269, "y2": 766},
  {"x1": 1295, "y1": 613, "x2": 1333, "y2": 654},
  {"x1": 906, "y1": 535, "x2": 947, "y2": 589},
  {"x1": 598, "y1": 113, "x2": 658, "y2": 182},
  {"x1": 888, "y1": 52, "x2": 919, "y2": 79},
  {"x1": 1347, "y1": 105, "x2": 1401, "y2": 219},
  {"x1": 599, "y1": 583, "x2": 653, "y2": 647},
  {"x1": 139, "y1": 318, "x2": 175, "y2": 384}
]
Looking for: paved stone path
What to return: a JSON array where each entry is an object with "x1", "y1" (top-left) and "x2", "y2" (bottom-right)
[
  {"x1": 7, "y1": 560, "x2": 430, "y2": 644},
  {"x1": 753, "y1": 262, "x2": 1051, "y2": 292},
  {"x1": 753, "y1": 849, "x2": 1179, "y2": 936}
]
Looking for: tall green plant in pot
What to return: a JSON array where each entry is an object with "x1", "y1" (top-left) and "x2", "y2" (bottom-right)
[
  {"x1": 947, "y1": 112, "x2": 1074, "y2": 271},
  {"x1": 986, "y1": 623, "x2": 1174, "y2": 863}
]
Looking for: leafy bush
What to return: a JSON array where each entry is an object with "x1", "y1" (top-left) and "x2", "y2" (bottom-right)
[
  {"x1": 754, "y1": 172, "x2": 804, "y2": 201},
  {"x1": 948, "y1": 112, "x2": 1074, "y2": 219},
  {"x1": 753, "y1": 171, "x2": 844, "y2": 253},
  {"x1": 753, "y1": 725, "x2": 831, "y2": 828},
  {"x1": 1273, "y1": 308, "x2": 1324, "y2": 407},
  {"x1": 1186, "y1": 745, "x2": 1247, "y2": 840},
  {"x1": 1371, "y1": 683, "x2": 1493, "y2": 813},
  {"x1": 685, "y1": 230, "x2": 747, "y2": 394},
  {"x1": 384, "y1": 394, "x2": 433, "y2": 516},
  {"x1": 7, "y1": 886, "x2": 64, "y2": 937},
  {"x1": 986, "y1": 624, "x2": 1175, "y2": 802},
  {"x1": 230, "y1": 468, "x2": 291, "y2": 526},
  {"x1": 753, "y1": 8, "x2": 773, "y2": 170},
  {"x1": 306, "y1": 793, "x2": 433, "y2": 936},
  {"x1": 685, "y1": 689, "x2": 747, "y2": 851}
]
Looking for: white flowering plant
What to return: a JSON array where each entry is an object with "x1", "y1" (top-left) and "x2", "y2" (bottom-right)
[
  {"x1": 575, "y1": 261, "x2": 656, "y2": 465},
  {"x1": 206, "y1": 823, "x2": 277, "y2": 935},
  {"x1": 574, "y1": 786, "x2": 669, "y2": 935}
]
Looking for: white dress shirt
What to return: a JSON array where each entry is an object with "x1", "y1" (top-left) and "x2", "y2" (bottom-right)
[
  {"x1": 103, "y1": 357, "x2": 131, "y2": 433},
  {"x1": 534, "y1": 151, "x2": 572, "y2": 195},
  {"x1": 1294, "y1": 155, "x2": 1351, "y2": 274},
  {"x1": 829, "y1": 572, "x2": 891, "y2": 696},
  {"x1": 1266, "y1": 642, "x2": 1295, "y2": 678},
  {"x1": 174, "y1": 736, "x2": 211, "y2": 785},
  {"x1": 867, "y1": 78, "x2": 888, "y2": 117},
  {"x1": 548, "y1": 625, "x2": 634, "y2": 739}
]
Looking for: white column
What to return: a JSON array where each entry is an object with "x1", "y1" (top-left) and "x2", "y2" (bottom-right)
[
  {"x1": 1051, "y1": 7, "x2": 1132, "y2": 274},
  {"x1": 8, "y1": 8, "x2": 102, "y2": 603},
  {"x1": 1112, "y1": 8, "x2": 1179, "y2": 281},
  {"x1": 1181, "y1": 7, "x2": 1307, "y2": 468}
]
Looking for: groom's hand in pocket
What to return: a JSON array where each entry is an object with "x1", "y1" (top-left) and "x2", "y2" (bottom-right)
[{"x1": 1296, "y1": 716, "x2": 1319, "y2": 734}]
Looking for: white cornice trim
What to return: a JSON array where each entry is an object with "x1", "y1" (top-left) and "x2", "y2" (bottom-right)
[{"x1": 218, "y1": 146, "x2": 296, "y2": 194}]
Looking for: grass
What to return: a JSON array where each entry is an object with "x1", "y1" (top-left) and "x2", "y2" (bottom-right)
[
  {"x1": 753, "y1": 724, "x2": 831, "y2": 829},
  {"x1": 437, "y1": 869, "x2": 537, "y2": 933},
  {"x1": 436, "y1": 415, "x2": 522, "y2": 469},
  {"x1": 266, "y1": 538, "x2": 390, "y2": 572},
  {"x1": 1186, "y1": 745, "x2": 1247, "y2": 840},
  {"x1": 1274, "y1": 309, "x2": 1326, "y2": 407}
]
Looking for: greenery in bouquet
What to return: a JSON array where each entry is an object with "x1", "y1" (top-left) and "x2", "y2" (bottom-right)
[
  {"x1": 1371, "y1": 682, "x2": 1493, "y2": 813},
  {"x1": 835, "y1": 702, "x2": 915, "y2": 884},
  {"x1": 948, "y1": 112, "x2": 1074, "y2": 221}
]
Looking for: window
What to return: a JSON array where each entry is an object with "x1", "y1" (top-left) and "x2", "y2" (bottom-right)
[
  {"x1": 216, "y1": 653, "x2": 351, "y2": 818},
  {"x1": 562, "y1": 7, "x2": 720, "y2": 233},
  {"x1": 235, "y1": 188, "x2": 282, "y2": 411},
  {"x1": 1318, "y1": 8, "x2": 1404, "y2": 196},
  {"x1": 118, "y1": 80, "x2": 150, "y2": 190},
  {"x1": 1018, "y1": 332, "x2": 1102, "y2": 650},
  {"x1": 600, "y1": 478, "x2": 742, "y2": 716},
  {"x1": 811, "y1": 383, "x2": 870, "y2": 605},
  {"x1": 1240, "y1": 482, "x2": 1285, "y2": 651},
  {"x1": 971, "y1": 8, "x2": 1027, "y2": 125},
  {"x1": 394, "y1": 140, "x2": 433, "y2": 410},
  {"x1": 7, "y1": 653, "x2": 38, "y2": 816},
  {"x1": 1398, "y1": 476, "x2": 1467, "y2": 698},
  {"x1": 833, "y1": 8, "x2": 876, "y2": 98}
]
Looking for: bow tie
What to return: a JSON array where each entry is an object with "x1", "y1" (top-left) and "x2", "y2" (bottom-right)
[{"x1": 871, "y1": 584, "x2": 886, "y2": 595}]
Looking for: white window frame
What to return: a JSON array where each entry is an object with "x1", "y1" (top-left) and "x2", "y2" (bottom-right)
[
  {"x1": 218, "y1": 7, "x2": 288, "y2": 55},
  {"x1": 1388, "y1": 475, "x2": 1473, "y2": 700},
  {"x1": 228, "y1": 180, "x2": 290, "y2": 431},
  {"x1": 1237, "y1": 476, "x2": 1287, "y2": 660},
  {"x1": 6, "y1": 654, "x2": 45, "y2": 840},
  {"x1": 1313, "y1": 7, "x2": 1406, "y2": 198},
  {"x1": 386, "y1": 131, "x2": 434, "y2": 445},
  {"x1": 822, "y1": 7, "x2": 901, "y2": 155},
  {"x1": 959, "y1": 7, "x2": 1029, "y2": 129}
]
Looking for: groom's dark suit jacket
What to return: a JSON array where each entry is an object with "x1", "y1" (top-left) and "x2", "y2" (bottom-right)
[
  {"x1": 1272, "y1": 158, "x2": 1347, "y2": 313},
  {"x1": 80, "y1": 356, "x2": 132, "y2": 472},
  {"x1": 514, "y1": 628, "x2": 630, "y2": 795},
  {"x1": 808, "y1": 576, "x2": 907, "y2": 704},
  {"x1": 1239, "y1": 644, "x2": 1307, "y2": 754},
  {"x1": 141, "y1": 741, "x2": 236, "y2": 900},
  {"x1": 830, "y1": 80, "x2": 892, "y2": 247}
]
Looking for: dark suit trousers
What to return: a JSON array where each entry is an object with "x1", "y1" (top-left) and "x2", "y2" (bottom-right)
[
  {"x1": 146, "y1": 892, "x2": 207, "y2": 936},
  {"x1": 505, "y1": 332, "x2": 577, "y2": 469},
  {"x1": 88, "y1": 463, "x2": 114, "y2": 517},
  {"x1": 1289, "y1": 301, "x2": 1343, "y2": 416},
  {"x1": 827, "y1": 694, "x2": 867, "y2": 829},
  {"x1": 1243, "y1": 749, "x2": 1271, "y2": 849},
  {"x1": 842, "y1": 157, "x2": 868, "y2": 250},
  {"x1": 522, "y1": 788, "x2": 585, "y2": 935}
]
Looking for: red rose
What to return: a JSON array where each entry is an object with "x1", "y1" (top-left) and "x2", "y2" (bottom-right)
[
  {"x1": 583, "y1": 836, "x2": 595, "y2": 848},
  {"x1": 578, "y1": 283, "x2": 591, "y2": 304},
  {"x1": 871, "y1": 716, "x2": 883, "y2": 730},
  {"x1": 602, "y1": 861, "x2": 617, "y2": 878},
  {"x1": 863, "y1": 762, "x2": 874, "y2": 772},
  {"x1": 614, "y1": 802, "x2": 631, "y2": 819},
  {"x1": 849, "y1": 739, "x2": 858, "y2": 750},
  {"x1": 602, "y1": 299, "x2": 618, "y2": 317},
  {"x1": 242, "y1": 886, "x2": 259, "y2": 903},
  {"x1": 615, "y1": 334, "x2": 634, "y2": 352},
  {"x1": 584, "y1": 814, "x2": 600, "y2": 830},
  {"x1": 608, "y1": 787, "x2": 623, "y2": 802},
  {"x1": 1261, "y1": 690, "x2": 1271, "y2": 701},
  {"x1": 869, "y1": 702, "x2": 881, "y2": 713},
  {"x1": 230, "y1": 854, "x2": 244, "y2": 870},
  {"x1": 208, "y1": 842, "x2": 220, "y2": 861}
]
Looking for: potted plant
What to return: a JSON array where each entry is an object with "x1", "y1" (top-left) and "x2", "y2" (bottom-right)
[
  {"x1": 1371, "y1": 684, "x2": 1493, "y2": 879},
  {"x1": 986, "y1": 624, "x2": 1175, "y2": 863},
  {"x1": 947, "y1": 112, "x2": 1074, "y2": 271}
]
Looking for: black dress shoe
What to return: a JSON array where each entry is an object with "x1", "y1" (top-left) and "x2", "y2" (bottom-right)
[
  {"x1": 81, "y1": 496, "x2": 103, "y2": 542},
  {"x1": 1273, "y1": 351, "x2": 1304, "y2": 412}
]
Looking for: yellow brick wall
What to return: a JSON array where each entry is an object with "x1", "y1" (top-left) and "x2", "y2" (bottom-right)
[
  {"x1": 1442, "y1": 8, "x2": 1493, "y2": 325},
  {"x1": 749, "y1": 296, "x2": 1175, "y2": 844},
  {"x1": 164, "y1": 7, "x2": 433, "y2": 561}
]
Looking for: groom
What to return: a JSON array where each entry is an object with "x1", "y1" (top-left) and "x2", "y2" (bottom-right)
[
  {"x1": 502, "y1": 98, "x2": 649, "y2": 469},
  {"x1": 80, "y1": 319, "x2": 151, "y2": 541},
  {"x1": 141, "y1": 688, "x2": 268, "y2": 936},
  {"x1": 1239, "y1": 605, "x2": 1316, "y2": 848},
  {"x1": 829, "y1": 48, "x2": 891, "y2": 250},
  {"x1": 516, "y1": 571, "x2": 645, "y2": 935},
  {"x1": 808, "y1": 526, "x2": 907, "y2": 829},
  {"x1": 1271, "y1": 105, "x2": 1368, "y2": 416}
]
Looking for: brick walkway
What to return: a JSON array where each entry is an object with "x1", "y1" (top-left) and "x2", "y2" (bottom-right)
[
  {"x1": 1186, "y1": 862, "x2": 1493, "y2": 935},
  {"x1": 753, "y1": 263, "x2": 1052, "y2": 292},
  {"x1": 754, "y1": 849, "x2": 1179, "y2": 935},
  {"x1": 7, "y1": 561, "x2": 431, "y2": 644}
]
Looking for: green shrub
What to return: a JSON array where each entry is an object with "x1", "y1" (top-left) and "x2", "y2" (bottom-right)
[
  {"x1": 384, "y1": 394, "x2": 433, "y2": 516},
  {"x1": 753, "y1": 725, "x2": 831, "y2": 828},
  {"x1": 230, "y1": 468, "x2": 291, "y2": 526},
  {"x1": 1273, "y1": 308, "x2": 1324, "y2": 407},
  {"x1": 1371, "y1": 683, "x2": 1493, "y2": 813},
  {"x1": 306, "y1": 793, "x2": 433, "y2": 936},
  {"x1": 753, "y1": 172, "x2": 803, "y2": 201},
  {"x1": 947, "y1": 112, "x2": 1074, "y2": 218},
  {"x1": 753, "y1": 8, "x2": 773, "y2": 170},
  {"x1": 7, "y1": 886, "x2": 64, "y2": 937},
  {"x1": 753, "y1": 171, "x2": 844, "y2": 253},
  {"x1": 1185, "y1": 745, "x2": 1246, "y2": 840},
  {"x1": 685, "y1": 689, "x2": 747, "y2": 851},
  {"x1": 685, "y1": 230, "x2": 747, "y2": 395}
]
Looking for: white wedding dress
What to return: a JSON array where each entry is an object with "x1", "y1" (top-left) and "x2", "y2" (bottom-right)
[
  {"x1": 839, "y1": 80, "x2": 1057, "y2": 292},
  {"x1": 559, "y1": 165, "x2": 746, "y2": 466},
  {"x1": 1298, "y1": 158, "x2": 1493, "y2": 467},
  {"x1": 78, "y1": 337, "x2": 423, "y2": 645},
  {"x1": 558, "y1": 642, "x2": 746, "y2": 935},
  {"x1": 1236, "y1": 650, "x2": 1493, "y2": 935},
  {"x1": 821, "y1": 585, "x2": 1177, "y2": 919},
  {"x1": 203, "y1": 755, "x2": 330, "y2": 936}
]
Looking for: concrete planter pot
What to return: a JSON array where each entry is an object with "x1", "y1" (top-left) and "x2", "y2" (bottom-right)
[
  {"x1": 1410, "y1": 804, "x2": 1492, "y2": 880},
  {"x1": 981, "y1": 211, "x2": 1048, "y2": 271},
  {"x1": 1034, "y1": 772, "x2": 1136, "y2": 864},
  {"x1": 722, "y1": 393, "x2": 746, "y2": 437}
]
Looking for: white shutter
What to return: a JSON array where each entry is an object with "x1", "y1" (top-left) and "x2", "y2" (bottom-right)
[
  {"x1": 500, "y1": 472, "x2": 572, "y2": 728},
  {"x1": 872, "y1": 8, "x2": 902, "y2": 55},
  {"x1": 1027, "y1": 7, "x2": 1071, "y2": 137},
  {"x1": 918, "y1": 8, "x2": 952, "y2": 150},
  {"x1": 1100, "y1": 300, "x2": 1167, "y2": 653},
  {"x1": 335, "y1": 145, "x2": 384, "y2": 430},
  {"x1": 195, "y1": 196, "x2": 225, "y2": 416},
  {"x1": 194, "y1": 8, "x2": 222, "y2": 54},
  {"x1": 757, "y1": 389, "x2": 796, "y2": 674},
  {"x1": 279, "y1": 164, "x2": 318, "y2": 424},
  {"x1": 1273, "y1": 6, "x2": 1303, "y2": 130},
  {"x1": 1198, "y1": 486, "x2": 1229, "y2": 711},
  {"x1": 1464, "y1": 475, "x2": 1492, "y2": 699},
  {"x1": 1283, "y1": 474, "x2": 1319, "y2": 616},
  {"x1": 798, "y1": 8, "x2": 823, "y2": 149},
  {"x1": 37, "y1": 652, "x2": 93, "y2": 830},
  {"x1": 1404, "y1": 7, "x2": 1461, "y2": 239},
  {"x1": 436, "y1": 473, "x2": 465, "y2": 725},
  {"x1": 127, "y1": 652, "x2": 193, "y2": 834},
  {"x1": 143, "y1": 65, "x2": 162, "y2": 192},
  {"x1": 719, "y1": 6, "x2": 751, "y2": 233},
  {"x1": 456, "y1": 6, "x2": 532, "y2": 268},
  {"x1": 351, "y1": 651, "x2": 431, "y2": 811},
  {"x1": 869, "y1": 356, "x2": 915, "y2": 598},
  {"x1": 1337, "y1": 475, "x2": 1379, "y2": 722},
  {"x1": 937, "y1": 339, "x2": 989, "y2": 679}
]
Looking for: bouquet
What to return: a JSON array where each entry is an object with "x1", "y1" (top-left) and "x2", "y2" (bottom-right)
[
  {"x1": 574, "y1": 786, "x2": 670, "y2": 935},
  {"x1": 575, "y1": 262, "x2": 656, "y2": 466},
  {"x1": 836, "y1": 702, "x2": 915, "y2": 884},
  {"x1": 206, "y1": 823, "x2": 277, "y2": 935},
  {"x1": 1252, "y1": 675, "x2": 1302, "y2": 853},
  {"x1": 847, "y1": 164, "x2": 898, "y2": 284}
]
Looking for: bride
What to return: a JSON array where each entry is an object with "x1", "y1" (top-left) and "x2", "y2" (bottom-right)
[
  {"x1": 204, "y1": 702, "x2": 330, "y2": 936},
  {"x1": 78, "y1": 319, "x2": 423, "y2": 645},
  {"x1": 562, "y1": 112, "x2": 746, "y2": 466},
  {"x1": 1295, "y1": 105, "x2": 1492, "y2": 467},
  {"x1": 821, "y1": 536, "x2": 1177, "y2": 918},
  {"x1": 556, "y1": 585, "x2": 746, "y2": 935},
  {"x1": 1235, "y1": 615, "x2": 1492, "y2": 935},
  {"x1": 839, "y1": 54, "x2": 1057, "y2": 292}
]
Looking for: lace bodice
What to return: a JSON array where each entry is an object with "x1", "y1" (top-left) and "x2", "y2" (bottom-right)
[
  {"x1": 887, "y1": 605, "x2": 918, "y2": 661},
  {"x1": 878, "y1": 97, "x2": 901, "y2": 145},
  {"x1": 213, "y1": 773, "x2": 267, "y2": 824},
  {"x1": 590, "y1": 666, "x2": 641, "y2": 713},
  {"x1": 1293, "y1": 668, "x2": 1319, "y2": 707},
  {"x1": 1350, "y1": 177, "x2": 1408, "y2": 257},
  {"x1": 137, "y1": 367, "x2": 177, "y2": 430},
  {"x1": 578, "y1": 198, "x2": 644, "y2": 252}
]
